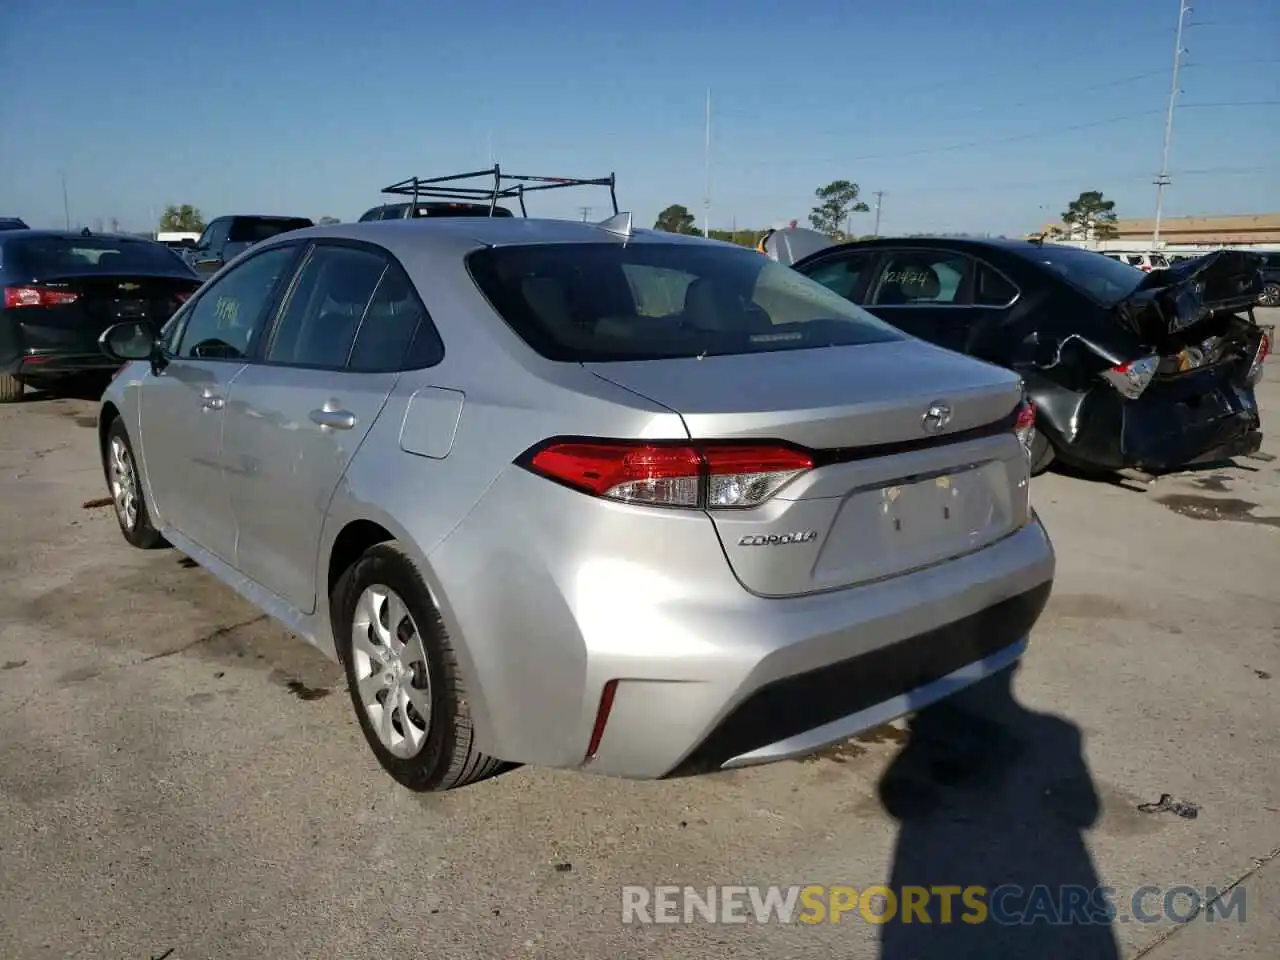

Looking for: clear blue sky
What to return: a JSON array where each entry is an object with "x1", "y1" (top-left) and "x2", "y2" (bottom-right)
[{"x1": 1, "y1": 0, "x2": 1277, "y2": 236}]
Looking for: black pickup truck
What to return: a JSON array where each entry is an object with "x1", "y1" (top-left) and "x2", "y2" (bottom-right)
[{"x1": 185, "y1": 215, "x2": 313, "y2": 277}]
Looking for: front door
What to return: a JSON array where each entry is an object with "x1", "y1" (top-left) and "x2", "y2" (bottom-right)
[
  {"x1": 222, "y1": 241, "x2": 433, "y2": 613},
  {"x1": 137, "y1": 243, "x2": 301, "y2": 561}
]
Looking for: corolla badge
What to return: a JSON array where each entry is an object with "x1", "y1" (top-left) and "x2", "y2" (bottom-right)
[
  {"x1": 737, "y1": 530, "x2": 818, "y2": 547},
  {"x1": 921, "y1": 401, "x2": 952, "y2": 434}
]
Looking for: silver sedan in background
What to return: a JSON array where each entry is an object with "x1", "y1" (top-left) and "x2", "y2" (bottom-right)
[{"x1": 96, "y1": 215, "x2": 1055, "y2": 791}]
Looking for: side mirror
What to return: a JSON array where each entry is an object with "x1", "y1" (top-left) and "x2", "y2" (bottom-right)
[{"x1": 99, "y1": 321, "x2": 157, "y2": 362}]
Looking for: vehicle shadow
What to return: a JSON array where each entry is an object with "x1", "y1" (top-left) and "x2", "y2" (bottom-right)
[
  {"x1": 876, "y1": 663, "x2": 1120, "y2": 960},
  {"x1": 19, "y1": 373, "x2": 113, "y2": 403}
]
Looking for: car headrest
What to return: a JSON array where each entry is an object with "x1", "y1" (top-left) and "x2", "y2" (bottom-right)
[{"x1": 683, "y1": 277, "x2": 744, "y2": 331}]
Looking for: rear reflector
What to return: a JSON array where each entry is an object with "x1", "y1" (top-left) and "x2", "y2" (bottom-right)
[
  {"x1": 585, "y1": 679, "x2": 619, "y2": 761},
  {"x1": 4, "y1": 286, "x2": 79, "y2": 309},
  {"x1": 1100, "y1": 355, "x2": 1159, "y2": 399},
  {"x1": 1247, "y1": 328, "x2": 1270, "y2": 384},
  {"x1": 1014, "y1": 401, "x2": 1036, "y2": 456},
  {"x1": 522, "y1": 440, "x2": 814, "y2": 509}
]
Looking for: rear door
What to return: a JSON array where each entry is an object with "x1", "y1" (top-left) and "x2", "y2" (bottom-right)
[
  {"x1": 858, "y1": 248, "x2": 979, "y2": 351},
  {"x1": 221, "y1": 240, "x2": 438, "y2": 613},
  {"x1": 137, "y1": 242, "x2": 302, "y2": 561}
]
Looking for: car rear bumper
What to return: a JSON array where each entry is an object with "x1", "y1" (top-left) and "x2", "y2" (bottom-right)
[
  {"x1": 1057, "y1": 373, "x2": 1262, "y2": 473},
  {"x1": 423, "y1": 468, "x2": 1056, "y2": 779},
  {"x1": 4, "y1": 350, "x2": 120, "y2": 378}
]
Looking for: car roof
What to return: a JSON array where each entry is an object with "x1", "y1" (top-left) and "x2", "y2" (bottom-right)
[{"x1": 268, "y1": 216, "x2": 718, "y2": 253}]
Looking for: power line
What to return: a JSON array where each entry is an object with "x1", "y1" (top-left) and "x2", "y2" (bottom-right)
[{"x1": 577, "y1": 206, "x2": 592, "y2": 221}]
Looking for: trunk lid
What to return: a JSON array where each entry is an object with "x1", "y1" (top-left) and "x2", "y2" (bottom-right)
[
  {"x1": 16, "y1": 273, "x2": 199, "y2": 331},
  {"x1": 1116, "y1": 250, "x2": 1263, "y2": 340},
  {"x1": 587, "y1": 341, "x2": 1032, "y2": 597}
]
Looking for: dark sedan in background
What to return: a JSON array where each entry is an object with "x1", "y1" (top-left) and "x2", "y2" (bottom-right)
[
  {"x1": 1, "y1": 230, "x2": 201, "y2": 402},
  {"x1": 767, "y1": 233, "x2": 1269, "y2": 476}
]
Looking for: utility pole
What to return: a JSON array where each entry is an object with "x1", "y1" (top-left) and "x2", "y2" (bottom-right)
[
  {"x1": 577, "y1": 206, "x2": 592, "y2": 222},
  {"x1": 1153, "y1": 0, "x2": 1191, "y2": 247},
  {"x1": 61, "y1": 171, "x2": 71, "y2": 229},
  {"x1": 872, "y1": 191, "x2": 885, "y2": 237},
  {"x1": 703, "y1": 87, "x2": 712, "y2": 238}
]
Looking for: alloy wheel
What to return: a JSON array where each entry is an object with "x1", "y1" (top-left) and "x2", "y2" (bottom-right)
[
  {"x1": 109, "y1": 436, "x2": 138, "y2": 532},
  {"x1": 351, "y1": 585, "x2": 433, "y2": 758}
]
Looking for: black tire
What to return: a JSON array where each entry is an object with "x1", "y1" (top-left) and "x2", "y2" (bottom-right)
[
  {"x1": 0, "y1": 374, "x2": 23, "y2": 403},
  {"x1": 103, "y1": 417, "x2": 166, "y2": 549},
  {"x1": 1259, "y1": 283, "x2": 1280, "y2": 308},
  {"x1": 1029, "y1": 431, "x2": 1056, "y2": 476},
  {"x1": 333, "y1": 542, "x2": 507, "y2": 792}
]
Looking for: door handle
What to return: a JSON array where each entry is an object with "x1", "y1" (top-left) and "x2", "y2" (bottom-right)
[
  {"x1": 200, "y1": 393, "x2": 224, "y2": 411},
  {"x1": 310, "y1": 408, "x2": 356, "y2": 430}
]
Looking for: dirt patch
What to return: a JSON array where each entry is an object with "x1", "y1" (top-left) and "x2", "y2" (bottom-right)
[
  {"x1": 1190, "y1": 474, "x2": 1233, "y2": 493},
  {"x1": 1156, "y1": 494, "x2": 1280, "y2": 529},
  {"x1": 1044, "y1": 592, "x2": 1144, "y2": 621}
]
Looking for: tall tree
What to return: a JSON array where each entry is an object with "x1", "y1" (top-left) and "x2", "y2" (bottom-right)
[
  {"x1": 653, "y1": 204, "x2": 702, "y2": 235},
  {"x1": 159, "y1": 204, "x2": 206, "y2": 232},
  {"x1": 1061, "y1": 191, "x2": 1119, "y2": 240},
  {"x1": 809, "y1": 180, "x2": 870, "y2": 238},
  {"x1": 316, "y1": 216, "x2": 341, "y2": 225}
]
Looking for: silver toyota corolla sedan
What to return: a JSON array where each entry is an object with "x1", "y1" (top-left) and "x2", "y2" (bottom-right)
[{"x1": 95, "y1": 214, "x2": 1055, "y2": 791}]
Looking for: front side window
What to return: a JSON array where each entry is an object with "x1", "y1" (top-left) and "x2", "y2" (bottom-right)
[
  {"x1": 868, "y1": 251, "x2": 973, "y2": 305},
  {"x1": 175, "y1": 245, "x2": 297, "y2": 360},
  {"x1": 466, "y1": 241, "x2": 904, "y2": 362},
  {"x1": 800, "y1": 251, "x2": 880, "y2": 303},
  {"x1": 265, "y1": 245, "x2": 387, "y2": 369},
  {"x1": 195, "y1": 219, "x2": 229, "y2": 253}
]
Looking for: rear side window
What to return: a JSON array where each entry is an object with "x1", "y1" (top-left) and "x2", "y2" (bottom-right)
[
  {"x1": 466, "y1": 242, "x2": 904, "y2": 362},
  {"x1": 348, "y1": 263, "x2": 441, "y2": 371},
  {"x1": 266, "y1": 245, "x2": 387, "y2": 369},
  {"x1": 976, "y1": 266, "x2": 1019, "y2": 306},
  {"x1": 7, "y1": 236, "x2": 188, "y2": 275},
  {"x1": 228, "y1": 218, "x2": 313, "y2": 243}
]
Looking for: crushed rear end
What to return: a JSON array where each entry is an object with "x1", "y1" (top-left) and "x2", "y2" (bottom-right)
[{"x1": 1033, "y1": 250, "x2": 1268, "y2": 472}]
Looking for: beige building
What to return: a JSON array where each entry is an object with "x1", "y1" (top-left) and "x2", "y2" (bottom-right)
[{"x1": 1034, "y1": 212, "x2": 1280, "y2": 247}]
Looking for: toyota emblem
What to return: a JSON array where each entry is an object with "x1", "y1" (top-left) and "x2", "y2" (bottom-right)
[{"x1": 921, "y1": 402, "x2": 952, "y2": 434}]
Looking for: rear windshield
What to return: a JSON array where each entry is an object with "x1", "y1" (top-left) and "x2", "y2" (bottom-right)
[
  {"x1": 467, "y1": 241, "x2": 905, "y2": 361},
  {"x1": 227, "y1": 218, "x2": 312, "y2": 243},
  {"x1": 1018, "y1": 245, "x2": 1146, "y2": 306},
  {"x1": 6, "y1": 236, "x2": 189, "y2": 275}
]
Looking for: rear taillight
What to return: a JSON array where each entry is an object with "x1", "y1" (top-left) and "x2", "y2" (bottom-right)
[
  {"x1": 4, "y1": 286, "x2": 79, "y2": 309},
  {"x1": 522, "y1": 440, "x2": 814, "y2": 509},
  {"x1": 174, "y1": 291, "x2": 193, "y2": 304},
  {"x1": 1247, "y1": 328, "x2": 1271, "y2": 384},
  {"x1": 1100, "y1": 355, "x2": 1159, "y2": 399},
  {"x1": 1014, "y1": 401, "x2": 1036, "y2": 456}
]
